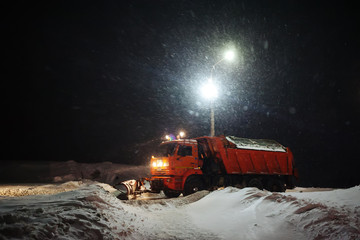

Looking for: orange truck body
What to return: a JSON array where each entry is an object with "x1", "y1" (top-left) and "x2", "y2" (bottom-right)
[{"x1": 149, "y1": 135, "x2": 298, "y2": 196}]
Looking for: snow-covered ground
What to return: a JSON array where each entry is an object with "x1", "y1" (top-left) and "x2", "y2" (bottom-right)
[{"x1": 0, "y1": 162, "x2": 359, "y2": 239}]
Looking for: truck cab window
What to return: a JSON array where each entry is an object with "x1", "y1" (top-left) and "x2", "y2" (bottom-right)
[
  {"x1": 177, "y1": 145, "x2": 192, "y2": 157},
  {"x1": 156, "y1": 143, "x2": 177, "y2": 157}
]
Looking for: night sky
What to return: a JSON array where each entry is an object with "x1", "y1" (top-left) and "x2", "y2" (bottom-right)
[{"x1": 2, "y1": 1, "x2": 359, "y2": 187}]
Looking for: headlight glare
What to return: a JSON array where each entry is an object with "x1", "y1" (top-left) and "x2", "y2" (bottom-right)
[{"x1": 152, "y1": 159, "x2": 169, "y2": 168}]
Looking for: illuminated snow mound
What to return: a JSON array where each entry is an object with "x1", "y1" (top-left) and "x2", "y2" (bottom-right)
[
  {"x1": 187, "y1": 186, "x2": 360, "y2": 239},
  {"x1": 226, "y1": 136, "x2": 287, "y2": 152},
  {"x1": 0, "y1": 183, "x2": 359, "y2": 239}
]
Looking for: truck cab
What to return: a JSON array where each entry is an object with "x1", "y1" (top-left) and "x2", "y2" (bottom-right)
[{"x1": 149, "y1": 139, "x2": 203, "y2": 197}]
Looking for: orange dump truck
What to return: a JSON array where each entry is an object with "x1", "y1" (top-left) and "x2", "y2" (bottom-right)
[{"x1": 119, "y1": 135, "x2": 298, "y2": 198}]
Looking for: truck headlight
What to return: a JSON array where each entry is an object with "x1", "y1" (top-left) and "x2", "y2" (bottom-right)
[{"x1": 151, "y1": 159, "x2": 169, "y2": 168}]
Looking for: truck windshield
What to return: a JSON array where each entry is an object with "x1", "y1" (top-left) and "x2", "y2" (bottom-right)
[{"x1": 155, "y1": 143, "x2": 177, "y2": 157}]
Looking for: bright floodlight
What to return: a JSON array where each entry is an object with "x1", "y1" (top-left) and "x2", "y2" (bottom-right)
[
  {"x1": 179, "y1": 131, "x2": 185, "y2": 138},
  {"x1": 201, "y1": 80, "x2": 218, "y2": 100},
  {"x1": 224, "y1": 50, "x2": 235, "y2": 61}
]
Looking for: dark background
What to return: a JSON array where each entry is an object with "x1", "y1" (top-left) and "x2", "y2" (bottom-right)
[{"x1": 1, "y1": 1, "x2": 359, "y2": 187}]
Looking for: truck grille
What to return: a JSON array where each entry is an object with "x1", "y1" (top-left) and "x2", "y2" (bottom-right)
[
  {"x1": 151, "y1": 179, "x2": 164, "y2": 191},
  {"x1": 153, "y1": 168, "x2": 169, "y2": 175}
]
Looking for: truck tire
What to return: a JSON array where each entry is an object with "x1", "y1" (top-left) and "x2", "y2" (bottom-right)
[
  {"x1": 247, "y1": 178, "x2": 264, "y2": 190},
  {"x1": 163, "y1": 189, "x2": 181, "y2": 198},
  {"x1": 267, "y1": 179, "x2": 285, "y2": 192},
  {"x1": 286, "y1": 176, "x2": 296, "y2": 189},
  {"x1": 183, "y1": 176, "x2": 204, "y2": 196}
]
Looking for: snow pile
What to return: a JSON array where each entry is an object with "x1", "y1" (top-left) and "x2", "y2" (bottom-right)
[
  {"x1": 0, "y1": 184, "x2": 143, "y2": 239},
  {"x1": 0, "y1": 181, "x2": 84, "y2": 197},
  {"x1": 226, "y1": 136, "x2": 287, "y2": 152},
  {"x1": 0, "y1": 184, "x2": 359, "y2": 239},
  {"x1": 187, "y1": 187, "x2": 360, "y2": 239},
  {"x1": 48, "y1": 161, "x2": 150, "y2": 185},
  {"x1": 0, "y1": 160, "x2": 150, "y2": 186}
]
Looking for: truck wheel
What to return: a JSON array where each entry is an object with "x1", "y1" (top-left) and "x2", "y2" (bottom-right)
[
  {"x1": 183, "y1": 177, "x2": 204, "y2": 196},
  {"x1": 163, "y1": 189, "x2": 181, "y2": 198},
  {"x1": 267, "y1": 179, "x2": 285, "y2": 192},
  {"x1": 247, "y1": 178, "x2": 264, "y2": 190},
  {"x1": 286, "y1": 176, "x2": 296, "y2": 189}
]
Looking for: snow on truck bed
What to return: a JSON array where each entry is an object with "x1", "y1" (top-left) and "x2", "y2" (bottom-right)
[
  {"x1": 226, "y1": 136, "x2": 287, "y2": 152},
  {"x1": 0, "y1": 183, "x2": 359, "y2": 239}
]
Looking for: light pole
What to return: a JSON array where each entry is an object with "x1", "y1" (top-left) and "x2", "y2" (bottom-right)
[
  {"x1": 201, "y1": 79, "x2": 218, "y2": 136},
  {"x1": 210, "y1": 50, "x2": 235, "y2": 79},
  {"x1": 202, "y1": 50, "x2": 235, "y2": 137}
]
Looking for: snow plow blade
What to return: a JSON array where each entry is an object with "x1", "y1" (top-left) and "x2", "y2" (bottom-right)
[{"x1": 114, "y1": 178, "x2": 150, "y2": 200}]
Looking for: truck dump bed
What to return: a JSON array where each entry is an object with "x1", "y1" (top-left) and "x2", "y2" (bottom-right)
[
  {"x1": 210, "y1": 136, "x2": 294, "y2": 176},
  {"x1": 225, "y1": 136, "x2": 286, "y2": 152}
]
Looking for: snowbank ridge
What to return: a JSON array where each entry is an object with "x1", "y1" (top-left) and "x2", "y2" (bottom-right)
[{"x1": 0, "y1": 184, "x2": 359, "y2": 239}]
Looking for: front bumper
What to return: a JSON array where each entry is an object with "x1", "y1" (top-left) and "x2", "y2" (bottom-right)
[{"x1": 150, "y1": 176, "x2": 183, "y2": 191}]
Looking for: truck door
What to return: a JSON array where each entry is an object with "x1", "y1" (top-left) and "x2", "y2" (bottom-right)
[{"x1": 175, "y1": 144, "x2": 196, "y2": 174}]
